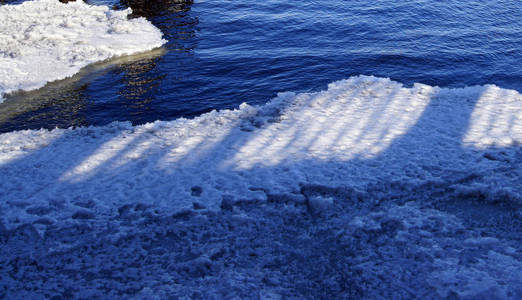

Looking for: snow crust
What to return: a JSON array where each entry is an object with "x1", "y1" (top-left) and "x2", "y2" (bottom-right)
[
  {"x1": 0, "y1": 76, "x2": 521, "y2": 298},
  {"x1": 0, "y1": 0, "x2": 166, "y2": 103}
]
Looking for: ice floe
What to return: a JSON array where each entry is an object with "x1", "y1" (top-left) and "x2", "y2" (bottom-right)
[{"x1": 0, "y1": 0, "x2": 166, "y2": 102}]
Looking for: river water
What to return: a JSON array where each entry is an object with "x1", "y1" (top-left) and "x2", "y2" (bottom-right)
[{"x1": 1, "y1": 0, "x2": 521, "y2": 132}]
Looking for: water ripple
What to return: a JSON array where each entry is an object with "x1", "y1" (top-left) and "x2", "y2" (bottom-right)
[{"x1": 0, "y1": 0, "x2": 520, "y2": 132}]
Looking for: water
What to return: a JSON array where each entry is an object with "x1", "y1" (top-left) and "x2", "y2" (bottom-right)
[{"x1": 1, "y1": 0, "x2": 521, "y2": 133}]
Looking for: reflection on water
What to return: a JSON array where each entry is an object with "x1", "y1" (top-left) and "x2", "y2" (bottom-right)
[
  {"x1": 110, "y1": 0, "x2": 199, "y2": 121},
  {"x1": 0, "y1": 49, "x2": 166, "y2": 132},
  {"x1": 0, "y1": 80, "x2": 90, "y2": 130},
  {"x1": 116, "y1": 53, "x2": 164, "y2": 116}
]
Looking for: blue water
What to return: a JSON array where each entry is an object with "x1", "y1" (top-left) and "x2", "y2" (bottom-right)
[{"x1": 1, "y1": 0, "x2": 521, "y2": 132}]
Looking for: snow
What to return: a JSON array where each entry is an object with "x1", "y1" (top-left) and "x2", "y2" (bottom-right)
[
  {"x1": 0, "y1": 75, "x2": 520, "y2": 298},
  {"x1": 0, "y1": 0, "x2": 166, "y2": 103}
]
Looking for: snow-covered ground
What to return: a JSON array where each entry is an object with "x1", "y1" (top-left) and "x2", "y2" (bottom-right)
[
  {"x1": 1, "y1": 73, "x2": 521, "y2": 298},
  {"x1": 0, "y1": 0, "x2": 166, "y2": 102}
]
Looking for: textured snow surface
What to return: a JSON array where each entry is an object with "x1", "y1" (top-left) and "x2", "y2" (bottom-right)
[
  {"x1": 0, "y1": 76, "x2": 521, "y2": 298},
  {"x1": 0, "y1": 0, "x2": 166, "y2": 103}
]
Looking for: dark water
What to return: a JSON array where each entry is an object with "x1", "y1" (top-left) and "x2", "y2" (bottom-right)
[{"x1": 1, "y1": 0, "x2": 521, "y2": 133}]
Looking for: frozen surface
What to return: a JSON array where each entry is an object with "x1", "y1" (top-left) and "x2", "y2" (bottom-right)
[
  {"x1": 0, "y1": 0, "x2": 166, "y2": 103},
  {"x1": 0, "y1": 76, "x2": 521, "y2": 298}
]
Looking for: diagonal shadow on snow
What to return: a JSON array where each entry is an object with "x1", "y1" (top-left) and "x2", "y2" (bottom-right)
[
  {"x1": 1, "y1": 76, "x2": 520, "y2": 226},
  {"x1": 0, "y1": 75, "x2": 520, "y2": 298}
]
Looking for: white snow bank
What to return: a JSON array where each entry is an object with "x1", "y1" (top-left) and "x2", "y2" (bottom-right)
[
  {"x1": 0, "y1": 75, "x2": 520, "y2": 225},
  {"x1": 0, "y1": 0, "x2": 166, "y2": 103},
  {"x1": 0, "y1": 76, "x2": 521, "y2": 298}
]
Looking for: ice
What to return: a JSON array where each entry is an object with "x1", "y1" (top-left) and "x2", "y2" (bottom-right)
[
  {"x1": 0, "y1": 76, "x2": 521, "y2": 298},
  {"x1": 0, "y1": 0, "x2": 166, "y2": 102}
]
